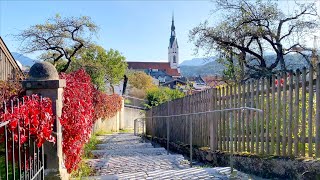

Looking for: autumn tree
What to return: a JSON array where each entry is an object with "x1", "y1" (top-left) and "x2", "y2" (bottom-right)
[
  {"x1": 104, "y1": 49, "x2": 128, "y2": 92},
  {"x1": 15, "y1": 14, "x2": 98, "y2": 72},
  {"x1": 71, "y1": 45, "x2": 127, "y2": 92},
  {"x1": 126, "y1": 71, "x2": 157, "y2": 98},
  {"x1": 190, "y1": 0, "x2": 319, "y2": 80}
]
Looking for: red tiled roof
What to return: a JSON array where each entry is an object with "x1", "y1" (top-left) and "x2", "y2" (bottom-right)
[
  {"x1": 127, "y1": 62, "x2": 180, "y2": 76},
  {"x1": 202, "y1": 76, "x2": 225, "y2": 87}
]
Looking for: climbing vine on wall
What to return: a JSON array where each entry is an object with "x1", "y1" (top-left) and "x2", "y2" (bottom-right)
[
  {"x1": 0, "y1": 95, "x2": 55, "y2": 167},
  {"x1": 59, "y1": 69, "x2": 95, "y2": 173},
  {"x1": 60, "y1": 69, "x2": 122, "y2": 173},
  {"x1": 93, "y1": 90, "x2": 122, "y2": 120}
]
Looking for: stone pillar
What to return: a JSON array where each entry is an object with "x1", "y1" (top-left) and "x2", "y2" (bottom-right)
[{"x1": 22, "y1": 62, "x2": 68, "y2": 180}]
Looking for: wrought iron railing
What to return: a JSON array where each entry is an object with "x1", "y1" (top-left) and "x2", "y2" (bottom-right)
[{"x1": 0, "y1": 99, "x2": 45, "y2": 180}]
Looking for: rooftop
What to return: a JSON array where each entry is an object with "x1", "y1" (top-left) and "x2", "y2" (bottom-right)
[{"x1": 127, "y1": 61, "x2": 180, "y2": 76}]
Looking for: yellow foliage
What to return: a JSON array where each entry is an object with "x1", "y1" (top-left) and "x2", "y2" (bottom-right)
[{"x1": 128, "y1": 71, "x2": 157, "y2": 91}]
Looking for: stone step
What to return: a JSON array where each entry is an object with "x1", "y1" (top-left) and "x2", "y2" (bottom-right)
[
  {"x1": 92, "y1": 148, "x2": 168, "y2": 158},
  {"x1": 96, "y1": 143, "x2": 154, "y2": 150},
  {"x1": 96, "y1": 134, "x2": 142, "y2": 142},
  {"x1": 80, "y1": 167, "x2": 228, "y2": 180},
  {"x1": 85, "y1": 155, "x2": 190, "y2": 176}
]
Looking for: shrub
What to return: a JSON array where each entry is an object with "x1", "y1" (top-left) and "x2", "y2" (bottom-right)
[
  {"x1": 59, "y1": 69, "x2": 123, "y2": 173},
  {"x1": 146, "y1": 87, "x2": 185, "y2": 108},
  {"x1": 59, "y1": 69, "x2": 95, "y2": 173},
  {"x1": 93, "y1": 90, "x2": 122, "y2": 120},
  {"x1": 0, "y1": 78, "x2": 23, "y2": 103}
]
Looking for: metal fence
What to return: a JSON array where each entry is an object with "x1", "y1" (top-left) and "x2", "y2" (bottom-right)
[{"x1": 1, "y1": 98, "x2": 45, "y2": 180}]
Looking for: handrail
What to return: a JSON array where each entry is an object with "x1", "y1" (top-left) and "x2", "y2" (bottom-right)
[
  {"x1": 145, "y1": 107, "x2": 262, "y2": 118},
  {"x1": 133, "y1": 106, "x2": 263, "y2": 176},
  {"x1": 122, "y1": 95, "x2": 146, "y2": 101},
  {"x1": 124, "y1": 104, "x2": 147, "y2": 110}
]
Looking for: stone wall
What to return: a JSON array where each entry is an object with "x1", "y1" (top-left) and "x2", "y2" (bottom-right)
[
  {"x1": 92, "y1": 100, "x2": 126, "y2": 134},
  {"x1": 92, "y1": 114, "x2": 120, "y2": 133},
  {"x1": 121, "y1": 107, "x2": 145, "y2": 129},
  {"x1": 146, "y1": 136, "x2": 320, "y2": 179}
]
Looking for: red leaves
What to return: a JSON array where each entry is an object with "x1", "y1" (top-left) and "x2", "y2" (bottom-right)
[
  {"x1": 0, "y1": 95, "x2": 55, "y2": 147},
  {"x1": 93, "y1": 90, "x2": 122, "y2": 120},
  {"x1": 59, "y1": 69, "x2": 123, "y2": 173},
  {"x1": 60, "y1": 69, "x2": 95, "y2": 173},
  {"x1": 275, "y1": 78, "x2": 285, "y2": 86}
]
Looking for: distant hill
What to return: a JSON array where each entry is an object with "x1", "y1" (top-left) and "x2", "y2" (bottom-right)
[
  {"x1": 180, "y1": 60, "x2": 225, "y2": 77},
  {"x1": 179, "y1": 57, "x2": 215, "y2": 66},
  {"x1": 11, "y1": 52, "x2": 36, "y2": 67},
  {"x1": 180, "y1": 54, "x2": 310, "y2": 77}
]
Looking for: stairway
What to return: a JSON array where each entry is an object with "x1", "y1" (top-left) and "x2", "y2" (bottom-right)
[{"x1": 82, "y1": 133, "x2": 250, "y2": 179}]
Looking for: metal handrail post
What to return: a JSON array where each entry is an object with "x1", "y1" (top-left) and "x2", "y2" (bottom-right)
[
  {"x1": 229, "y1": 111, "x2": 234, "y2": 174},
  {"x1": 134, "y1": 119, "x2": 137, "y2": 136},
  {"x1": 190, "y1": 115, "x2": 193, "y2": 167},
  {"x1": 167, "y1": 118, "x2": 170, "y2": 155},
  {"x1": 142, "y1": 119, "x2": 145, "y2": 136},
  {"x1": 167, "y1": 102, "x2": 170, "y2": 155}
]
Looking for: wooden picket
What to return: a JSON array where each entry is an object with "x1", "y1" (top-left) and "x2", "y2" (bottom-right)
[{"x1": 146, "y1": 64, "x2": 320, "y2": 158}]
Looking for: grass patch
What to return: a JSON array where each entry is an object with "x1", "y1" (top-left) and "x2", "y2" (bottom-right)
[
  {"x1": 0, "y1": 143, "x2": 19, "y2": 179},
  {"x1": 70, "y1": 161, "x2": 93, "y2": 179},
  {"x1": 119, "y1": 129, "x2": 134, "y2": 133},
  {"x1": 83, "y1": 134, "x2": 101, "y2": 159},
  {"x1": 194, "y1": 164, "x2": 214, "y2": 168},
  {"x1": 95, "y1": 130, "x2": 113, "y2": 136},
  {"x1": 71, "y1": 131, "x2": 104, "y2": 178}
]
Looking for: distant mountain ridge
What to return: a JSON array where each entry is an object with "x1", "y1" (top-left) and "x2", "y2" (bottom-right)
[
  {"x1": 179, "y1": 54, "x2": 310, "y2": 77},
  {"x1": 11, "y1": 52, "x2": 36, "y2": 67},
  {"x1": 179, "y1": 57, "x2": 215, "y2": 66}
]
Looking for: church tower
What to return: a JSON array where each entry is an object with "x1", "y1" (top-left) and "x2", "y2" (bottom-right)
[{"x1": 168, "y1": 14, "x2": 179, "y2": 69}]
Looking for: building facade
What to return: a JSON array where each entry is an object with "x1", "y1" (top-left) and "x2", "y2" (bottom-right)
[{"x1": 0, "y1": 36, "x2": 24, "y2": 81}]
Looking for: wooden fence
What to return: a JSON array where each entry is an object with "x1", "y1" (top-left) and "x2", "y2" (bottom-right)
[{"x1": 146, "y1": 64, "x2": 320, "y2": 158}]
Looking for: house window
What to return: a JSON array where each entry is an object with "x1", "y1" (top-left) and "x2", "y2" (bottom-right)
[{"x1": 173, "y1": 55, "x2": 176, "y2": 63}]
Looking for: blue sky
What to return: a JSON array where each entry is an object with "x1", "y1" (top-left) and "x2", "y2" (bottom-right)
[
  {"x1": 0, "y1": 0, "x2": 216, "y2": 62},
  {"x1": 0, "y1": 1, "x2": 319, "y2": 63}
]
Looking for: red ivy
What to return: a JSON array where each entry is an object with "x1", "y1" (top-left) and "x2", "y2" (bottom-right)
[
  {"x1": 60, "y1": 69, "x2": 123, "y2": 173},
  {"x1": 0, "y1": 95, "x2": 55, "y2": 167},
  {"x1": 59, "y1": 69, "x2": 95, "y2": 173},
  {"x1": 0, "y1": 95, "x2": 55, "y2": 147},
  {"x1": 93, "y1": 90, "x2": 122, "y2": 120}
]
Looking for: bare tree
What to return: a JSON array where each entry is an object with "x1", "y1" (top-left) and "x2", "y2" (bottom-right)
[
  {"x1": 16, "y1": 15, "x2": 98, "y2": 72},
  {"x1": 190, "y1": 0, "x2": 319, "y2": 80}
]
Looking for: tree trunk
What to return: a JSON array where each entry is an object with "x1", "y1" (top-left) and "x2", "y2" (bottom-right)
[
  {"x1": 60, "y1": 59, "x2": 72, "y2": 72},
  {"x1": 277, "y1": 44, "x2": 286, "y2": 72},
  {"x1": 111, "y1": 85, "x2": 115, "y2": 94}
]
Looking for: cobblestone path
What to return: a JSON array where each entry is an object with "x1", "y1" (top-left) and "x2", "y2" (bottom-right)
[{"x1": 83, "y1": 133, "x2": 251, "y2": 179}]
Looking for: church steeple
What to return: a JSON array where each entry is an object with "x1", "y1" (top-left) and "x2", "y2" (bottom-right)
[
  {"x1": 169, "y1": 13, "x2": 177, "y2": 48},
  {"x1": 168, "y1": 13, "x2": 179, "y2": 70},
  {"x1": 171, "y1": 13, "x2": 175, "y2": 32}
]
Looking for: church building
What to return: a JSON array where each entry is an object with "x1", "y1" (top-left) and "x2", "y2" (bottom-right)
[{"x1": 127, "y1": 15, "x2": 181, "y2": 84}]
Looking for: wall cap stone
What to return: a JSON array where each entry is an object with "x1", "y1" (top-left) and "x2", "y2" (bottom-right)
[
  {"x1": 28, "y1": 62, "x2": 59, "y2": 80},
  {"x1": 22, "y1": 79, "x2": 66, "y2": 89}
]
